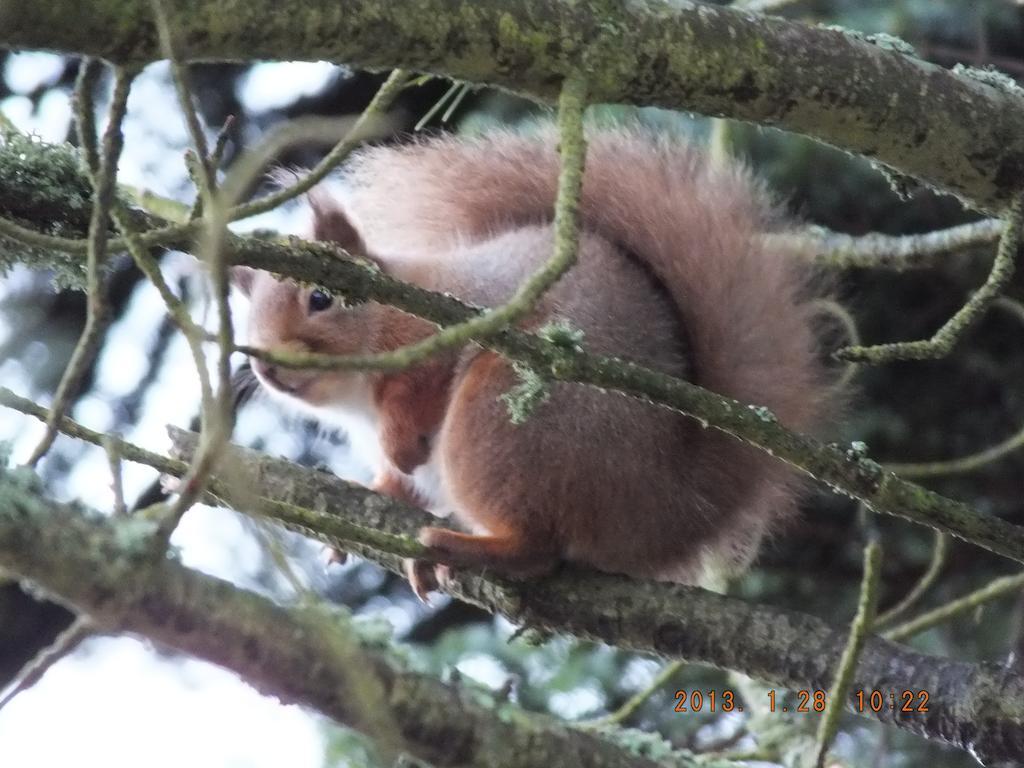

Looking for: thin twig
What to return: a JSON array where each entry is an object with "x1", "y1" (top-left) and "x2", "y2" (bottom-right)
[
  {"x1": 185, "y1": 149, "x2": 209, "y2": 221},
  {"x1": 103, "y1": 435, "x2": 128, "y2": 517},
  {"x1": 414, "y1": 79, "x2": 463, "y2": 131},
  {"x1": 230, "y1": 68, "x2": 409, "y2": 220},
  {"x1": 74, "y1": 38, "x2": 214, "y2": 414},
  {"x1": 884, "y1": 572, "x2": 1024, "y2": 642},
  {"x1": 814, "y1": 536, "x2": 883, "y2": 767},
  {"x1": 837, "y1": 198, "x2": 1021, "y2": 363},
  {"x1": 0, "y1": 618, "x2": 93, "y2": 713},
  {"x1": 1, "y1": 386, "x2": 184, "y2": 474},
  {"x1": 0, "y1": 386, "x2": 422, "y2": 559},
  {"x1": 26, "y1": 65, "x2": 136, "y2": 467},
  {"x1": 766, "y1": 219, "x2": 1003, "y2": 271},
  {"x1": 873, "y1": 532, "x2": 948, "y2": 629},
  {"x1": 888, "y1": 422, "x2": 1024, "y2": 478},
  {"x1": 152, "y1": 0, "x2": 214, "y2": 188},
  {"x1": 885, "y1": 298, "x2": 1024, "y2": 478},
  {"x1": 188, "y1": 114, "x2": 235, "y2": 222},
  {"x1": 110, "y1": 200, "x2": 213, "y2": 410},
  {"x1": 72, "y1": 59, "x2": 102, "y2": 174},
  {"x1": 152, "y1": 0, "x2": 234, "y2": 542},
  {"x1": 209, "y1": 114, "x2": 235, "y2": 169},
  {"x1": 582, "y1": 659, "x2": 684, "y2": 728}
]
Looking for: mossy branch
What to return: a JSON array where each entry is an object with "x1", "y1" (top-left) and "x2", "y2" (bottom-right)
[
  {"x1": 813, "y1": 538, "x2": 882, "y2": 767},
  {"x1": 3, "y1": 391, "x2": 1023, "y2": 760},
  {"x1": 0, "y1": 471, "x2": 718, "y2": 768},
  {"x1": 159, "y1": 431, "x2": 1024, "y2": 764},
  {"x1": 5, "y1": 0, "x2": 1024, "y2": 212},
  {"x1": 837, "y1": 195, "x2": 1022, "y2": 363},
  {"x1": 767, "y1": 219, "x2": 1003, "y2": 271}
]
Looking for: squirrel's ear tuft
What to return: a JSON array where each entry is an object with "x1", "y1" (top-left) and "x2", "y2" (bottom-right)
[
  {"x1": 230, "y1": 266, "x2": 257, "y2": 297},
  {"x1": 309, "y1": 189, "x2": 365, "y2": 255}
]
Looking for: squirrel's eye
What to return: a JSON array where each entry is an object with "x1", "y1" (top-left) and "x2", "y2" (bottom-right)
[{"x1": 308, "y1": 288, "x2": 333, "y2": 313}]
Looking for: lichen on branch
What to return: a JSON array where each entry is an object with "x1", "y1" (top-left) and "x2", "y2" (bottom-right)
[
  {"x1": 4, "y1": 0, "x2": 1024, "y2": 212},
  {"x1": 0, "y1": 466, "x2": 732, "y2": 768}
]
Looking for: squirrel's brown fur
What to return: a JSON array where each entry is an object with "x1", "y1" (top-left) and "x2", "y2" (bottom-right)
[{"x1": 234, "y1": 129, "x2": 838, "y2": 598}]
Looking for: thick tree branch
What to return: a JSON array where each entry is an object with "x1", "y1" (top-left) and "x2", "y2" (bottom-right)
[
  {"x1": 0, "y1": 468, "x2": 718, "y2": 768},
  {"x1": 4, "y1": 386, "x2": 1024, "y2": 759},
  {"x1": 3, "y1": 1, "x2": 1024, "y2": 212},
  {"x1": 161, "y1": 429, "x2": 1024, "y2": 763}
]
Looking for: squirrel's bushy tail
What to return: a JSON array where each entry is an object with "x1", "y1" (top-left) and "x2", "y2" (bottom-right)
[{"x1": 342, "y1": 129, "x2": 833, "y2": 437}]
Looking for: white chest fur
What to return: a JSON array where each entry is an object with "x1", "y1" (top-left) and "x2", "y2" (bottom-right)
[
  {"x1": 261, "y1": 375, "x2": 455, "y2": 517},
  {"x1": 313, "y1": 398, "x2": 454, "y2": 518}
]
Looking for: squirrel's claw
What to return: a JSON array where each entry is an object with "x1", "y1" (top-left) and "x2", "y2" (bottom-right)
[
  {"x1": 404, "y1": 557, "x2": 435, "y2": 604},
  {"x1": 434, "y1": 563, "x2": 453, "y2": 591},
  {"x1": 403, "y1": 558, "x2": 452, "y2": 605}
]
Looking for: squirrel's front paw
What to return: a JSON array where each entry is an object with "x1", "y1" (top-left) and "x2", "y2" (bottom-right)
[{"x1": 403, "y1": 557, "x2": 452, "y2": 604}]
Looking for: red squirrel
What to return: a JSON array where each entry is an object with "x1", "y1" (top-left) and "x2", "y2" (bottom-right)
[{"x1": 232, "y1": 130, "x2": 838, "y2": 599}]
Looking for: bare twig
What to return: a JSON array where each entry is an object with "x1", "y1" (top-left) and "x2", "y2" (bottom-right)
[
  {"x1": 0, "y1": 618, "x2": 92, "y2": 713},
  {"x1": 0, "y1": 386, "x2": 184, "y2": 475},
  {"x1": 766, "y1": 219, "x2": 1003, "y2": 271},
  {"x1": 884, "y1": 572, "x2": 1024, "y2": 642},
  {"x1": 26, "y1": 64, "x2": 135, "y2": 466},
  {"x1": 837, "y1": 197, "x2": 1021, "y2": 363},
  {"x1": 151, "y1": 0, "x2": 236, "y2": 540},
  {"x1": 814, "y1": 537, "x2": 883, "y2": 767},
  {"x1": 110, "y1": 200, "x2": 213, "y2": 410},
  {"x1": 102, "y1": 435, "x2": 128, "y2": 517},
  {"x1": 231, "y1": 68, "x2": 409, "y2": 221},
  {"x1": 583, "y1": 660, "x2": 684, "y2": 728},
  {"x1": 873, "y1": 532, "x2": 948, "y2": 629},
  {"x1": 885, "y1": 300, "x2": 1024, "y2": 478},
  {"x1": 152, "y1": 0, "x2": 214, "y2": 188}
]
